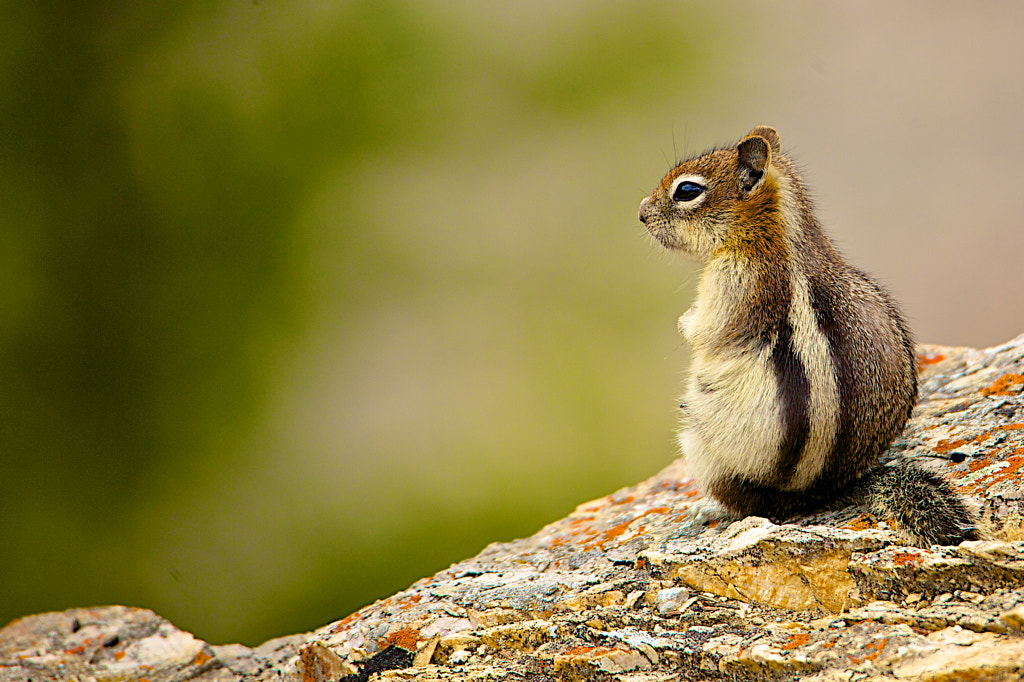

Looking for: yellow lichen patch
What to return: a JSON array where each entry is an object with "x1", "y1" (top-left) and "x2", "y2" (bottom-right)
[
  {"x1": 553, "y1": 645, "x2": 651, "y2": 676},
  {"x1": 554, "y1": 590, "x2": 627, "y2": 613},
  {"x1": 994, "y1": 513, "x2": 1024, "y2": 541},
  {"x1": 672, "y1": 551, "x2": 858, "y2": 613},
  {"x1": 893, "y1": 634, "x2": 1024, "y2": 680},
  {"x1": 980, "y1": 373, "x2": 1024, "y2": 397},
  {"x1": 795, "y1": 553, "x2": 861, "y2": 612},
  {"x1": 477, "y1": 620, "x2": 554, "y2": 651},
  {"x1": 467, "y1": 608, "x2": 521, "y2": 629},
  {"x1": 433, "y1": 633, "x2": 483, "y2": 661},
  {"x1": 297, "y1": 641, "x2": 356, "y2": 681}
]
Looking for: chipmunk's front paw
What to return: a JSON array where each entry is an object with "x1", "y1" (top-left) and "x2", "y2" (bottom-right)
[
  {"x1": 685, "y1": 497, "x2": 737, "y2": 528},
  {"x1": 677, "y1": 306, "x2": 696, "y2": 340}
]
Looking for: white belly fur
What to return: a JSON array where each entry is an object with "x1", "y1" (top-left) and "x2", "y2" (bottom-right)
[
  {"x1": 680, "y1": 344, "x2": 784, "y2": 487},
  {"x1": 678, "y1": 258, "x2": 840, "y2": 492}
]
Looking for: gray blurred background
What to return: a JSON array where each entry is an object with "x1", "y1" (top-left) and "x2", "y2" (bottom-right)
[{"x1": 2, "y1": 0, "x2": 1022, "y2": 646}]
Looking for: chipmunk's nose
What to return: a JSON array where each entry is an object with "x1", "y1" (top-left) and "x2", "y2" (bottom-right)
[{"x1": 638, "y1": 197, "x2": 652, "y2": 224}]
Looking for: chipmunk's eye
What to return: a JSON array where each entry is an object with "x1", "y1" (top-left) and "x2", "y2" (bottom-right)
[{"x1": 673, "y1": 181, "x2": 705, "y2": 202}]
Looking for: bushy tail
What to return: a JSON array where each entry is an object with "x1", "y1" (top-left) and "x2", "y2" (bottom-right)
[{"x1": 847, "y1": 460, "x2": 979, "y2": 547}]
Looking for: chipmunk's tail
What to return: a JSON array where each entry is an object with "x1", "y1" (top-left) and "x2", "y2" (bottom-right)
[
  {"x1": 706, "y1": 459, "x2": 978, "y2": 547},
  {"x1": 846, "y1": 460, "x2": 979, "y2": 547}
]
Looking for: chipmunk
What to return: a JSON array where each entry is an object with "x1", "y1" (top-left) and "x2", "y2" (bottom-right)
[{"x1": 638, "y1": 125, "x2": 977, "y2": 547}]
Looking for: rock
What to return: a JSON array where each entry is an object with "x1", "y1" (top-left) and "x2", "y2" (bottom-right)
[
  {"x1": 0, "y1": 606, "x2": 233, "y2": 681},
  {"x1": 2, "y1": 333, "x2": 1024, "y2": 681},
  {"x1": 654, "y1": 587, "x2": 691, "y2": 615}
]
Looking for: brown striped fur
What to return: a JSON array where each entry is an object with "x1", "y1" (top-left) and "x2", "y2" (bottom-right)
[{"x1": 638, "y1": 126, "x2": 977, "y2": 546}]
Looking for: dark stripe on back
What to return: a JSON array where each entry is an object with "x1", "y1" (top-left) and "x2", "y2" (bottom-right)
[
  {"x1": 770, "y1": 318, "x2": 810, "y2": 485},
  {"x1": 808, "y1": 268, "x2": 869, "y2": 486}
]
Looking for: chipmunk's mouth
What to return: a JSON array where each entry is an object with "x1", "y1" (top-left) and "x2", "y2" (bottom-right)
[
  {"x1": 639, "y1": 198, "x2": 678, "y2": 249},
  {"x1": 642, "y1": 218, "x2": 683, "y2": 250},
  {"x1": 648, "y1": 228, "x2": 677, "y2": 249}
]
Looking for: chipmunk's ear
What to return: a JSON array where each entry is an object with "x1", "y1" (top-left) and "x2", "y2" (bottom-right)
[
  {"x1": 746, "y1": 125, "x2": 780, "y2": 154},
  {"x1": 736, "y1": 128, "x2": 775, "y2": 195}
]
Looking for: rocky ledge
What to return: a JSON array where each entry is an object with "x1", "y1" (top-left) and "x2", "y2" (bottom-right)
[{"x1": 3, "y1": 334, "x2": 1024, "y2": 682}]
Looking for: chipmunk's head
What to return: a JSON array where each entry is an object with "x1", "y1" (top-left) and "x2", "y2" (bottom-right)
[{"x1": 639, "y1": 125, "x2": 783, "y2": 262}]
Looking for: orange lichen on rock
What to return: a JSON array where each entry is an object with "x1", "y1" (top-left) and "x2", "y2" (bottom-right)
[
  {"x1": 641, "y1": 507, "x2": 671, "y2": 516},
  {"x1": 980, "y1": 373, "x2": 1024, "y2": 397},
  {"x1": 563, "y1": 645, "x2": 614, "y2": 656},
  {"x1": 583, "y1": 520, "x2": 634, "y2": 550},
  {"x1": 967, "y1": 455, "x2": 1024, "y2": 493},
  {"x1": 842, "y1": 515, "x2": 877, "y2": 532},
  {"x1": 933, "y1": 437, "x2": 968, "y2": 454},
  {"x1": 783, "y1": 632, "x2": 810, "y2": 650},
  {"x1": 383, "y1": 627, "x2": 420, "y2": 651},
  {"x1": 397, "y1": 594, "x2": 422, "y2": 607},
  {"x1": 849, "y1": 637, "x2": 887, "y2": 664},
  {"x1": 916, "y1": 352, "x2": 946, "y2": 372},
  {"x1": 892, "y1": 551, "x2": 924, "y2": 567},
  {"x1": 934, "y1": 428, "x2": 1000, "y2": 454},
  {"x1": 577, "y1": 507, "x2": 672, "y2": 550},
  {"x1": 547, "y1": 534, "x2": 569, "y2": 548},
  {"x1": 968, "y1": 457, "x2": 993, "y2": 473},
  {"x1": 331, "y1": 602, "x2": 379, "y2": 633}
]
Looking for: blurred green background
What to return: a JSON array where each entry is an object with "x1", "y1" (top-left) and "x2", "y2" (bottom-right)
[{"x1": 4, "y1": 0, "x2": 1023, "y2": 646}]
